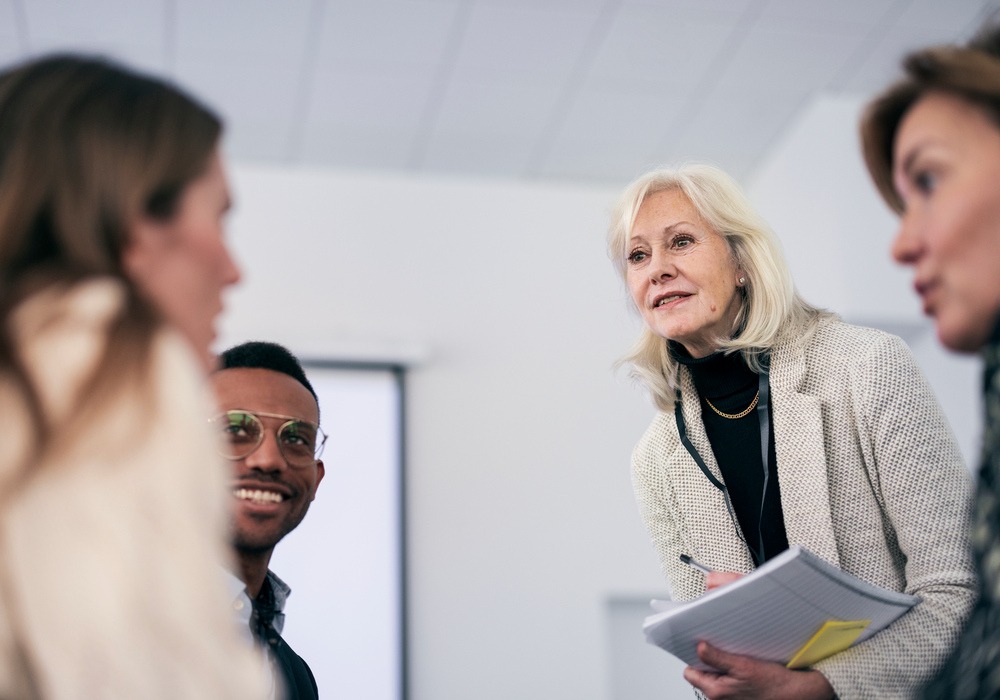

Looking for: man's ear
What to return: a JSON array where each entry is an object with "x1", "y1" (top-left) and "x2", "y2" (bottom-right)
[{"x1": 309, "y1": 460, "x2": 325, "y2": 502}]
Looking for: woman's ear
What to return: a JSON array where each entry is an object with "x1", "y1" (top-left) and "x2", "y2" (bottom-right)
[{"x1": 121, "y1": 215, "x2": 166, "y2": 282}]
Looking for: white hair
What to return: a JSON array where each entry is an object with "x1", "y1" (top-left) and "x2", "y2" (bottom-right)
[{"x1": 607, "y1": 163, "x2": 829, "y2": 411}]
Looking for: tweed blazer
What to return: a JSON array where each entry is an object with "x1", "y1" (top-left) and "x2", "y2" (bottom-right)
[{"x1": 632, "y1": 317, "x2": 977, "y2": 699}]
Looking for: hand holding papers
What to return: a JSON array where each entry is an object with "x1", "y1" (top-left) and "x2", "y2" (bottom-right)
[{"x1": 643, "y1": 546, "x2": 919, "y2": 670}]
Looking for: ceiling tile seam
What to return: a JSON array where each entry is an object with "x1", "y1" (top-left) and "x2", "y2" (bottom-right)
[
  {"x1": 825, "y1": 0, "x2": 913, "y2": 95},
  {"x1": 521, "y1": 0, "x2": 621, "y2": 179},
  {"x1": 286, "y1": 0, "x2": 328, "y2": 162},
  {"x1": 164, "y1": 0, "x2": 177, "y2": 75},
  {"x1": 406, "y1": 0, "x2": 474, "y2": 170},
  {"x1": 651, "y1": 0, "x2": 767, "y2": 164},
  {"x1": 13, "y1": 0, "x2": 29, "y2": 54}
]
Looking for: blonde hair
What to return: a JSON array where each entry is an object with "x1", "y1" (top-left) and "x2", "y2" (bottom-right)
[{"x1": 607, "y1": 163, "x2": 826, "y2": 411}]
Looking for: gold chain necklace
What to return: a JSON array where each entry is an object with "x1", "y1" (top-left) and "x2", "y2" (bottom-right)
[{"x1": 704, "y1": 390, "x2": 760, "y2": 420}]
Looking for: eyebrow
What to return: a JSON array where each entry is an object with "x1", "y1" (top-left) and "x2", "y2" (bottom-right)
[
  {"x1": 630, "y1": 222, "x2": 696, "y2": 241},
  {"x1": 898, "y1": 144, "x2": 922, "y2": 179}
]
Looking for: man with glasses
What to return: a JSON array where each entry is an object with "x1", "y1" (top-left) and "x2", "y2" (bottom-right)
[{"x1": 211, "y1": 341, "x2": 326, "y2": 700}]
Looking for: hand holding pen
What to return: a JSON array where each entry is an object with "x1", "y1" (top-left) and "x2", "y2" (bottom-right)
[{"x1": 680, "y1": 553, "x2": 744, "y2": 591}]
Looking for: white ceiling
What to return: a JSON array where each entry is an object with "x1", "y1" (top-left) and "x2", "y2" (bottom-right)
[{"x1": 3, "y1": 0, "x2": 998, "y2": 185}]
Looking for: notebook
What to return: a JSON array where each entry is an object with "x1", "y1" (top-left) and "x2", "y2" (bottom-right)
[{"x1": 643, "y1": 545, "x2": 919, "y2": 669}]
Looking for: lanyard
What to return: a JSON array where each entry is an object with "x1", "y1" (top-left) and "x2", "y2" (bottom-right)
[{"x1": 673, "y1": 368, "x2": 771, "y2": 566}]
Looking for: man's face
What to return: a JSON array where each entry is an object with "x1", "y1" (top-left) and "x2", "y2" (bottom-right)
[{"x1": 211, "y1": 367, "x2": 325, "y2": 556}]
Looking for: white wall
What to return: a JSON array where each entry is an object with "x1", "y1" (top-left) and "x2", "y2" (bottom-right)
[
  {"x1": 218, "y1": 166, "x2": 669, "y2": 700},
  {"x1": 217, "y1": 92, "x2": 984, "y2": 697}
]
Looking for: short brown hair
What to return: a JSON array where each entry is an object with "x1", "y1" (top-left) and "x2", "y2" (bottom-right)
[{"x1": 860, "y1": 23, "x2": 1000, "y2": 213}]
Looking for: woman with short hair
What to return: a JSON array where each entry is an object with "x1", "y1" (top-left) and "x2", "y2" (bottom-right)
[{"x1": 861, "y1": 21, "x2": 1000, "y2": 700}]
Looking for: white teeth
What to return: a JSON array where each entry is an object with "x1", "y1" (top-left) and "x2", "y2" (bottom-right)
[
  {"x1": 656, "y1": 295, "x2": 682, "y2": 307},
  {"x1": 233, "y1": 488, "x2": 284, "y2": 504}
]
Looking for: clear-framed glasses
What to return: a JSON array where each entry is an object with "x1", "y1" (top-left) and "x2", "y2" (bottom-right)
[{"x1": 210, "y1": 409, "x2": 328, "y2": 468}]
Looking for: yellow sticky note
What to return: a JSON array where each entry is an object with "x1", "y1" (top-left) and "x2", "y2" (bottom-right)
[{"x1": 786, "y1": 619, "x2": 870, "y2": 669}]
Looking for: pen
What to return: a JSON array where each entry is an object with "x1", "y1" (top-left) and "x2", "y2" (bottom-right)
[{"x1": 679, "y1": 553, "x2": 713, "y2": 574}]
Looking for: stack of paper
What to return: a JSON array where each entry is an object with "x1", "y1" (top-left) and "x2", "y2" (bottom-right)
[{"x1": 643, "y1": 545, "x2": 919, "y2": 669}]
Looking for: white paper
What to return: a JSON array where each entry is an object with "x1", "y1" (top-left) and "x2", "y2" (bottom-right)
[{"x1": 643, "y1": 545, "x2": 919, "y2": 669}]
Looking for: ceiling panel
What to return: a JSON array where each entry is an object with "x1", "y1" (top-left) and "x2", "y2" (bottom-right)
[
  {"x1": 421, "y1": 80, "x2": 563, "y2": 173},
  {"x1": 307, "y1": 70, "x2": 437, "y2": 133},
  {"x1": 537, "y1": 88, "x2": 690, "y2": 181},
  {"x1": 837, "y1": 21, "x2": 981, "y2": 95},
  {"x1": 661, "y1": 86, "x2": 808, "y2": 181},
  {"x1": 759, "y1": 0, "x2": 899, "y2": 23},
  {"x1": 5, "y1": 0, "x2": 998, "y2": 185},
  {"x1": 174, "y1": 0, "x2": 316, "y2": 54},
  {"x1": 419, "y1": 130, "x2": 548, "y2": 178},
  {"x1": 897, "y1": 0, "x2": 995, "y2": 33},
  {"x1": 449, "y1": 3, "x2": 601, "y2": 85},
  {"x1": 299, "y1": 71, "x2": 436, "y2": 167},
  {"x1": 299, "y1": 121, "x2": 419, "y2": 171},
  {"x1": 21, "y1": 0, "x2": 163, "y2": 48},
  {"x1": 21, "y1": 0, "x2": 165, "y2": 72},
  {"x1": 319, "y1": 0, "x2": 463, "y2": 75},
  {"x1": 712, "y1": 16, "x2": 873, "y2": 95},
  {"x1": 0, "y1": 0, "x2": 25, "y2": 64},
  {"x1": 547, "y1": 84, "x2": 689, "y2": 149},
  {"x1": 535, "y1": 131, "x2": 666, "y2": 184},
  {"x1": 430, "y1": 80, "x2": 562, "y2": 138},
  {"x1": 618, "y1": 0, "x2": 759, "y2": 16},
  {"x1": 173, "y1": 0, "x2": 317, "y2": 160},
  {"x1": 585, "y1": 4, "x2": 742, "y2": 92}
]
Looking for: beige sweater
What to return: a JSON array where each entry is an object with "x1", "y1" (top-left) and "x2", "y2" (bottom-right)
[
  {"x1": 0, "y1": 280, "x2": 267, "y2": 699},
  {"x1": 632, "y1": 317, "x2": 977, "y2": 699}
]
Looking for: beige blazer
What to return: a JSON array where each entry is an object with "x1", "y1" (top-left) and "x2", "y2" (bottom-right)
[{"x1": 632, "y1": 318, "x2": 977, "y2": 699}]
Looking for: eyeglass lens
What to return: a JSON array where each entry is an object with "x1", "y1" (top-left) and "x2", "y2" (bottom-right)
[{"x1": 214, "y1": 411, "x2": 322, "y2": 466}]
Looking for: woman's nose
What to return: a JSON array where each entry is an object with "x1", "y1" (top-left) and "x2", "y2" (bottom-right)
[
  {"x1": 220, "y1": 241, "x2": 242, "y2": 287},
  {"x1": 891, "y1": 213, "x2": 924, "y2": 265},
  {"x1": 649, "y1": 251, "x2": 676, "y2": 282}
]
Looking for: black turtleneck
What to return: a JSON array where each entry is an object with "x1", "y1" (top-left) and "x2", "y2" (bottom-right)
[{"x1": 672, "y1": 343, "x2": 789, "y2": 565}]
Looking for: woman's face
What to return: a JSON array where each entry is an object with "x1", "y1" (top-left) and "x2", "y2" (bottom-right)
[
  {"x1": 892, "y1": 91, "x2": 1000, "y2": 352},
  {"x1": 123, "y1": 148, "x2": 241, "y2": 370},
  {"x1": 625, "y1": 188, "x2": 744, "y2": 358}
]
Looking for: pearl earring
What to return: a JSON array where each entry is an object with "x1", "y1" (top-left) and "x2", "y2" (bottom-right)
[{"x1": 738, "y1": 277, "x2": 746, "y2": 285}]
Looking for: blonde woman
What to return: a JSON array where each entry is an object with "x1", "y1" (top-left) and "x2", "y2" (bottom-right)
[{"x1": 610, "y1": 163, "x2": 975, "y2": 699}]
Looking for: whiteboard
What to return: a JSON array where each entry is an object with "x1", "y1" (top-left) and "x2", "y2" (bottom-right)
[{"x1": 268, "y1": 366, "x2": 404, "y2": 700}]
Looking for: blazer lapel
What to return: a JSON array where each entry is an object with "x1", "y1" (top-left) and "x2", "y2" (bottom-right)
[
  {"x1": 769, "y1": 342, "x2": 841, "y2": 568},
  {"x1": 672, "y1": 371, "x2": 757, "y2": 574}
]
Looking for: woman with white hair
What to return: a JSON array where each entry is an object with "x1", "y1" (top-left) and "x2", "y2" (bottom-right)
[{"x1": 609, "y1": 163, "x2": 975, "y2": 699}]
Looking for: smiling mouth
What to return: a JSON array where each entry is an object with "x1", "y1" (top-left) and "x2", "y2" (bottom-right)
[
  {"x1": 655, "y1": 295, "x2": 687, "y2": 308},
  {"x1": 233, "y1": 488, "x2": 284, "y2": 504}
]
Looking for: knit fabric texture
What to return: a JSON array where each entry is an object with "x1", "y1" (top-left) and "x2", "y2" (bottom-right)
[{"x1": 631, "y1": 318, "x2": 976, "y2": 699}]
